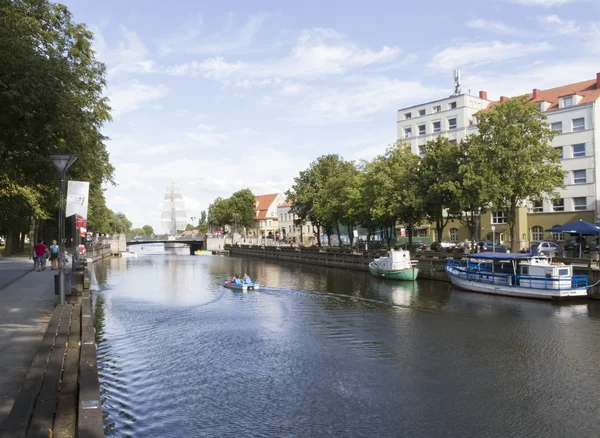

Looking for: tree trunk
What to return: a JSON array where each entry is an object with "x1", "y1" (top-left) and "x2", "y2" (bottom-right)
[
  {"x1": 327, "y1": 233, "x2": 331, "y2": 247},
  {"x1": 509, "y1": 201, "x2": 518, "y2": 253},
  {"x1": 336, "y1": 224, "x2": 342, "y2": 247},
  {"x1": 407, "y1": 223, "x2": 414, "y2": 246},
  {"x1": 316, "y1": 225, "x2": 321, "y2": 247}
]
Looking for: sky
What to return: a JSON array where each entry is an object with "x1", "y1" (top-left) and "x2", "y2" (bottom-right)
[{"x1": 61, "y1": 0, "x2": 600, "y2": 231}]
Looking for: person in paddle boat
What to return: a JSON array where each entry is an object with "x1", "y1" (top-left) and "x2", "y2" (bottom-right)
[
  {"x1": 243, "y1": 273, "x2": 253, "y2": 285},
  {"x1": 228, "y1": 274, "x2": 243, "y2": 285}
]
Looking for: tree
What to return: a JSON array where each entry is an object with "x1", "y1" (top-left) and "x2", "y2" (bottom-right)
[
  {"x1": 198, "y1": 210, "x2": 208, "y2": 234},
  {"x1": 419, "y1": 137, "x2": 461, "y2": 243},
  {"x1": 184, "y1": 224, "x2": 195, "y2": 231},
  {"x1": 208, "y1": 197, "x2": 231, "y2": 231},
  {"x1": 228, "y1": 189, "x2": 256, "y2": 230},
  {"x1": 142, "y1": 225, "x2": 154, "y2": 236},
  {"x1": 476, "y1": 96, "x2": 564, "y2": 251},
  {"x1": 109, "y1": 212, "x2": 132, "y2": 234},
  {"x1": 455, "y1": 136, "x2": 492, "y2": 243},
  {"x1": 0, "y1": 0, "x2": 113, "y2": 253}
]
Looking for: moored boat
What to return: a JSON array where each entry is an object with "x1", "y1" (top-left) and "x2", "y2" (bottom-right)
[
  {"x1": 445, "y1": 252, "x2": 588, "y2": 300},
  {"x1": 369, "y1": 249, "x2": 419, "y2": 281}
]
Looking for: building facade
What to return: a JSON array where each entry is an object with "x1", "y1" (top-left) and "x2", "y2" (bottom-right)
[
  {"x1": 277, "y1": 202, "x2": 316, "y2": 244},
  {"x1": 254, "y1": 193, "x2": 285, "y2": 239},
  {"x1": 397, "y1": 73, "x2": 600, "y2": 247},
  {"x1": 397, "y1": 91, "x2": 491, "y2": 157}
]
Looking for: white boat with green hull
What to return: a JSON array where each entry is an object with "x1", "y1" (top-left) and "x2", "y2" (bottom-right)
[{"x1": 369, "y1": 249, "x2": 419, "y2": 281}]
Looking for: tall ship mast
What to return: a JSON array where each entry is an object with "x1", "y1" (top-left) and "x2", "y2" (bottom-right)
[{"x1": 160, "y1": 183, "x2": 188, "y2": 236}]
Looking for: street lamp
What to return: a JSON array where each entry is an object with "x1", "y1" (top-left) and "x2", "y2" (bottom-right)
[{"x1": 50, "y1": 153, "x2": 78, "y2": 305}]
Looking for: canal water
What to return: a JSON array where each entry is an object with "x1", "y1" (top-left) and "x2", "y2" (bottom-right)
[{"x1": 93, "y1": 245, "x2": 600, "y2": 437}]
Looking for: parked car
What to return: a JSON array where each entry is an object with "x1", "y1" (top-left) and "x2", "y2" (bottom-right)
[
  {"x1": 477, "y1": 241, "x2": 510, "y2": 253},
  {"x1": 563, "y1": 239, "x2": 589, "y2": 253},
  {"x1": 0, "y1": 236, "x2": 4, "y2": 246},
  {"x1": 452, "y1": 241, "x2": 472, "y2": 253},
  {"x1": 528, "y1": 241, "x2": 564, "y2": 256},
  {"x1": 431, "y1": 241, "x2": 456, "y2": 252},
  {"x1": 399, "y1": 240, "x2": 427, "y2": 252}
]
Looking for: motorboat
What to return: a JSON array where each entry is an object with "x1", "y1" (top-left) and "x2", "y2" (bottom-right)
[
  {"x1": 369, "y1": 249, "x2": 419, "y2": 281},
  {"x1": 120, "y1": 251, "x2": 138, "y2": 258},
  {"x1": 223, "y1": 281, "x2": 260, "y2": 292},
  {"x1": 445, "y1": 252, "x2": 588, "y2": 299}
]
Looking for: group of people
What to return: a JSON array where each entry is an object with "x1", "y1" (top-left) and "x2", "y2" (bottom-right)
[
  {"x1": 228, "y1": 273, "x2": 253, "y2": 285},
  {"x1": 32, "y1": 239, "x2": 61, "y2": 272}
]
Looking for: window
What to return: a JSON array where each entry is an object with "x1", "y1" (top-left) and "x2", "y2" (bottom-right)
[
  {"x1": 572, "y1": 118, "x2": 585, "y2": 132},
  {"x1": 418, "y1": 109, "x2": 426, "y2": 116},
  {"x1": 573, "y1": 169, "x2": 586, "y2": 184},
  {"x1": 449, "y1": 139, "x2": 457, "y2": 144},
  {"x1": 448, "y1": 118, "x2": 457, "y2": 130},
  {"x1": 532, "y1": 226, "x2": 544, "y2": 241},
  {"x1": 573, "y1": 197, "x2": 587, "y2": 211},
  {"x1": 537, "y1": 103, "x2": 544, "y2": 111},
  {"x1": 449, "y1": 102, "x2": 457, "y2": 109},
  {"x1": 492, "y1": 211, "x2": 507, "y2": 224},
  {"x1": 532, "y1": 200, "x2": 543, "y2": 212},
  {"x1": 555, "y1": 146, "x2": 563, "y2": 159},
  {"x1": 552, "y1": 224, "x2": 564, "y2": 242},
  {"x1": 404, "y1": 127, "x2": 412, "y2": 138},
  {"x1": 404, "y1": 112, "x2": 411, "y2": 120},
  {"x1": 433, "y1": 121, "x2": 441, "y2": 133},
  {"x1": 563, "y1": 96, "x2": 574, "y2": 108},
  {"x1": 450, "y1": 228, "x2": 458, "y2": 242},
  {"x1": 418, "y1": 146, "x2": 425, "y2": 157},
  {"x1": 572, "y1": 143, "x2": 585, "y2": 158},
  {"x1": 551, "y1": 122, "x2": 562, "y2": 134},
  {"x1": 552, "y1": 199, "x2": 564, "y2": 212},
  {"x1": 433, "y1": 105, "x2": 441, "y2": 113},
  {"x1": 418, "y1": 124, "x2": 426, "y2": 136}
]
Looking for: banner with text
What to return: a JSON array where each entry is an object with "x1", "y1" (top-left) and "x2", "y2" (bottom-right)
[{"x1": 66, "y1": 181, "x2": 89, "y2": 219}]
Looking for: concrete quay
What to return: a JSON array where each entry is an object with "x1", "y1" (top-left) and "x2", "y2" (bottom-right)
[
  {"x1": 0, "y1": 257, "x2": 104, "y2": 437},
  {"x1": 226, "y1": 245, "x2": 600, "y2": 299}
]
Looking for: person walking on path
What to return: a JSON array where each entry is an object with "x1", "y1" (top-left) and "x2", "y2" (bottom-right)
[
  {"x1": 49, "y1": 240, "x2": 59, "y2": 270},
  {"x1": 33, "y1": 239, "x2": 47, "y2": 272}
]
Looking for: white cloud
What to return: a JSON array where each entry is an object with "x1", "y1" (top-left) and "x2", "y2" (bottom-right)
[
  {"x1": 281, "y1": 77, "x2": 442, "y2": 125},
  {"x1": 429, "y1": 41, "x2": 552, "y2": 70},
  {"x1": 94, "y1": 26, "x2": 155, "y2": 78},
  {"x1": 538, "y1": 15, "x2": 579, "y2": 34},
  {"x1": 158, "y1": 13, "x2": 270, "y2": 56},
  {"x1": 106, "y1": 81, "x2": 169, "y2": 116},
  {"x1": 167, "y1": 28, "x2": 400, "y2": 83},
  {"x1": 183, "y1": 124, "x2": 227, "y2": 147},
  {"x1": 466, "y1": 19, "x2": 525, "y2": 36},
  {"x1": 511, "y1": 0, "x2": 573, "y2": 6},
  {"x1": 588, "y1": 22, "x2": 600, "y2": 53}
]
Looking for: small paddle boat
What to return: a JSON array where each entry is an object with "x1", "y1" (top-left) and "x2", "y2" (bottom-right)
[{"x1": 223, "y1": 281, "x2": 260, "y2": 292}]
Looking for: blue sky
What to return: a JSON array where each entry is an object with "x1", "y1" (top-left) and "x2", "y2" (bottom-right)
[{"x1": 62, "y1": 0, "x2": 600, "y2": 230}]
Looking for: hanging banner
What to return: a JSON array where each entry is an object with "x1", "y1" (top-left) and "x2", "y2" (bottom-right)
[
  {"x1": 76, "y1": 216, "x2": 88, "y2": 230},
  {"x1": 66, "y1": 181, "x2": 89, "y2": 218}
]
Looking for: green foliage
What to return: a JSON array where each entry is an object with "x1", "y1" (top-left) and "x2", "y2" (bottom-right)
[
  {"x1": 184, "y1": 224, "x2": 195, "y2": 231},
  {"x1": 476, "y1": 96, "x2": 564, "y2": 250},
  {"x1": 228, "y1": 189, "x2": 257, "y2": 229},
  {"x1": 418, "y1": 137, "x2": 461, "y2": 242},
  {"x1": 109, "y1": 212, "x2": 132, "y2": 234},
  {"x1": 142, "y1": 225, "x2": 154, "y2": 235},
  {"x1": 0, "y1": 0, "x2": 114, "y2": 251},
  {"x1": 208, "y1": 197, "x2": 231, "y2": 230}
]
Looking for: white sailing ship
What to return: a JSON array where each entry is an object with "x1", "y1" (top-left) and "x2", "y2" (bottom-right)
[{"x1": 160, "y1": 183, "x2": 188, "y2": 248}]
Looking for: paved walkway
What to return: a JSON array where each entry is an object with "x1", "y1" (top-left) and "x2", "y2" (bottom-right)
[{"x1": 0, "y1": 257, "x2": 56, "y2": 427}]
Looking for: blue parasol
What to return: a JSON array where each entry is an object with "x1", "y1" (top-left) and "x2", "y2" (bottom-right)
[{"x1": 546, "y1": 220, "x2": 600, "y2": 258}]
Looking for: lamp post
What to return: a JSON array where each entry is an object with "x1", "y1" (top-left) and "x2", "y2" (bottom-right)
[{"x1": 50, "y1": 153, "x2": 78, "y2": 305}]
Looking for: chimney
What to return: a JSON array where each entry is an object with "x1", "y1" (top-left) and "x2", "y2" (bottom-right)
[
  {"x1": 500, "y1": 96, "x2": 508, "y2": 102},
  {"x1": 532, "y1": 88, "x2": 541, "y2": 99},
  {"x1": 479, "y1": 90, "x2": 488, "y2": 100},
  {"x1": 597, "y1": 72, "x2": 600, "y2": 89}
]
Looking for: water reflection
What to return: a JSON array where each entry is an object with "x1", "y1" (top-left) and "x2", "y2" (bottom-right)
[{"x1": 93, "y1": 247, "x2": 600, "y2": 437}]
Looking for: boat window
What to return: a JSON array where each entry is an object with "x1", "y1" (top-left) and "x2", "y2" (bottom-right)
[
  {"x1": 558, "y1": 268, "x2": 569, "y2": 276},
  {"x1": 521, "y1": 266, "x2": 529, "y2": 275}
]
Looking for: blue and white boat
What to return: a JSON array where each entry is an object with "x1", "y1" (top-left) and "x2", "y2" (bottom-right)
[
  {"x1": 223, "y1": 281, "x2": 260, "y2": 292},
  {"x1": 445, "y1": 252, "x2": 588, "y2": 300}
]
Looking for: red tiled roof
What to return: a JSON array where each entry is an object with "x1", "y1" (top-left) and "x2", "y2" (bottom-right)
[
  {"x1": 255, "y1": 193, "x2": 279, "y2": 219},
  {"x1": 481, "y1": 76, "x2": 600, "y2": 113},
  {"x1": 279, "y1": 200, "x2": 293, "y2": 207}
]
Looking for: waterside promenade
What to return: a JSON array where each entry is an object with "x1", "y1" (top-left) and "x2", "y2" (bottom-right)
[{"x1": 0, "y1": 257, "x2": 103, "y2": 437}]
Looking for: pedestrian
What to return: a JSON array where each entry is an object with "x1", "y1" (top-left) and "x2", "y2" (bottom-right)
[
  {"x1": 33, "y1": 239, "x2": 47, "y2": 272},
  {"x1": 49, "y1": 240, "x2": 59, "y2": 270}
]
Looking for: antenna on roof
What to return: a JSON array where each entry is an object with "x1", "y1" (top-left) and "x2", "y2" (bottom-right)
[{"x1": 452, "y1": 69, "x2": 461, "y2": 96}]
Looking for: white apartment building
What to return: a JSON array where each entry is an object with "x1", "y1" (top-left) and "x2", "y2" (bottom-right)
[
  {"x1": 396, "y1": 72, "x2": 600, "y2": 243},
  {"x1": 255, "y1": 193, "x2": 285, "y2": 239},
  {"x1": 397, "y1": 91, "x2": 491, "y2": 157},
  {"x1": 277, "y1": 202, "x2": 316, "y2": 244}
]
